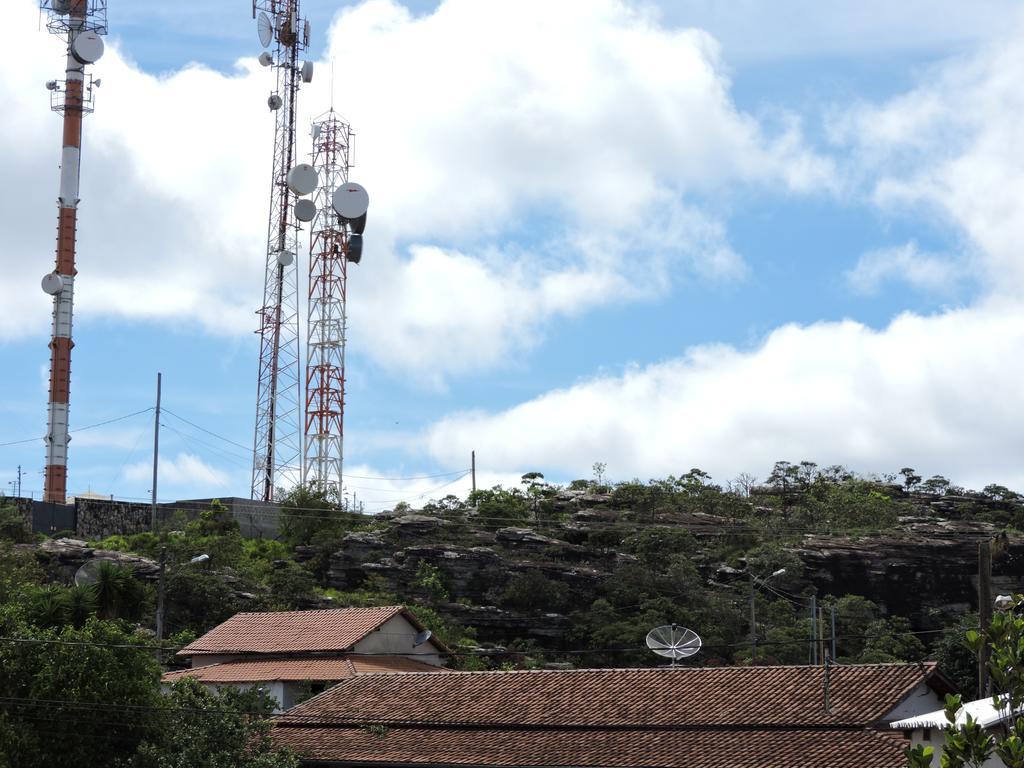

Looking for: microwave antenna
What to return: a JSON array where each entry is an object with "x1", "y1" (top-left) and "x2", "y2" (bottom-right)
[
  {"x1": 38, "y1": 0, "x2": 108, "y2": 504},
  {"x1": 250, "y1": 0, "x2": 315, "y2": 501}
]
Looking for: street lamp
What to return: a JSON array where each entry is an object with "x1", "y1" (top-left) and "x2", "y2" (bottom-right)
[
  {"x1": 749, "y1": 568, "x2": 786, "y2": 664},
  {"x1": 156, "y1": 551, "x2": 210, "y2": 644}
]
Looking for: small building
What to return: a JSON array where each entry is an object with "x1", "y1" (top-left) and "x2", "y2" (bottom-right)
[
  {"x1": 163, "y1": 605, "x2": 448, "y2": 711},
  {"x1": 273, "y1": 662, "x2": 954, "y2": 767},
  {"x1": 891, "y1": 695, "x2": 1018, "y2": 768}
]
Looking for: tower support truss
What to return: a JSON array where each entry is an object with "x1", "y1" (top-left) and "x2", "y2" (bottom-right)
[
  {"x1": 303, "y1": 113, "x2": 354, "y2": 499},
  {"x1": 251, "y1": 0, "x2": 308, "y2": 501},
  {"x1": 40, "y1": 0, "x2": 107, "y2": 504}
]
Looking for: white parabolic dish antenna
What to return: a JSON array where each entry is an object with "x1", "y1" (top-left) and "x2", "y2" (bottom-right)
[
  {"x1": 74, "y1": 558, "x2": 113, "y2": 587},
  {"x1": 41, "y1": 273, "x2": 64, "y2": 295},
  {"x1": 257, "y1": 11, "x2": 273, "y2": 47},
  {"x1": 287, "y1": 163, "x2": 319, "y2": 196},
  {"x1": 646, "y1": 624, "x2": 701, "y2": 663},
  {"x1": 332, "y1": 182, "x2": 369, "y2": 219},
  {"x1": 414, "y1": 629, "x2": 432, "y2": 647},
  {"x1": 294, "y1": 198, "x2": 316, "y2": 222},
  {"x1": 71, "y1": 31, "x2": 104, "y2": 65}
]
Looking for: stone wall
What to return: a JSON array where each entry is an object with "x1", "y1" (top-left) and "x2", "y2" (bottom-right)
[{"x1": 75, "y1": 498, "x2": 153, "y2": 540}]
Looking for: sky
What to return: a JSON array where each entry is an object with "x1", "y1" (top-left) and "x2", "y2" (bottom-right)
[{"x1": 2, "y1": 0, "x2": 1024, "y2": 510}]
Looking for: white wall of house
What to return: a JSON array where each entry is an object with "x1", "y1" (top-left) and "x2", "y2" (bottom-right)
[
  {"x1": 353, "y1": 614, "x2": 444, "y2": 666},
  {"x1": 882, "y1": 681, "x2": 946, "y2": 722},
  {"x1": 160, "y1": 680, "x2": 286, "y2": 712},
  {"x1": 906, "y1": 727, "x2": 1006, "y2": 768}
]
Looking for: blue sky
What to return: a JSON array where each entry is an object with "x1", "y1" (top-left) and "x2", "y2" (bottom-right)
[{"x1": 3, "y1": 0, "x2": 1024, "y2": 509}]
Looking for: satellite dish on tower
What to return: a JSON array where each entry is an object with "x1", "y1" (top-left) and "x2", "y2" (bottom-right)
[
  {"x1": 268, "y1": 93, "x2": 283, "y2": 111},
  {"x1": 257, "y1": 11, "x2": 273, "y2": 48},
  {"x1": 413, "y1": 629, "x2": 433, "y2": 647},
  {"x1": 41, "y1": 272, "x2": 64, "y2": 295},
  {"x1": 294, "y1": 199, "x2": 316, "y2": 222},
  {"x1": 74, "y1": 559, "x2": 111, "y2": 587},
  {"x1": 304, "y1": 19, "x2": 312, "y2": 47},
  {"x1": 332, "y1": 182, "x2": 369, "y2": 219},
  {"x1": 71, "y1": 31, "x2": 104, "y2": 65},
  {"x1": 287, "y1": 163, "x2": 319, "y2": 196},
  {"x1": 301, "y1": 61, "x2": 314, "y2": 84},
  {"x1": 646, "y1": 624, "x2": 701, "y2": 665},
  {"x1": 276, "y1": 249, "x2": 294, "y2": 267},
  {"x1": 311, "y1": 124, "x2": 321, "y2": 141}
]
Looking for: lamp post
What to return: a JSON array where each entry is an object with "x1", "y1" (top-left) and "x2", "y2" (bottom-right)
[
  {"x1": 155, "y1": 552, "x2": 210, "y2": 644},
  {"x1": 749, "y1": 567, "x2": 786, "y2": 664}
]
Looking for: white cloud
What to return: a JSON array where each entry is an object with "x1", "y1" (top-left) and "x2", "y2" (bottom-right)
[
  {"x1": 423, "y1": 299, "x2": 1024, "y2": 492},
  {"x1": 0, "y1": 0, "x2": 828, "y2": 382},
  {"x1": 831, "y1": 22, "x2": 1024, "y2": 296},
  {"x1": 846, "y1": 242, "x2": 965, "y2": 295},
  {"x1": 125, "y1": 452, "x2": 229, "y2": 489}
]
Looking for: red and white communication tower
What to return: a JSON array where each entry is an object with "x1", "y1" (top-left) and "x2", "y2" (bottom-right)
[
  {"x1": 302, "y1": 113, "x2": 367, "y2": 499},
  {"x1": 39, "y1": 0, "x2": 107, "y2": 504},
  {"x1": 250, "y1": 0, "x2": 315, "y2": 501}
]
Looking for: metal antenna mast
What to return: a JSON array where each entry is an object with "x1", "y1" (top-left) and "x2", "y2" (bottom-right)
[
  {"x1": 303, "y1": 113, "x2": 362, "y2": 499},
  {"x1": 251, "y1": 0, "x2": 312, "y2": 501},
  {"x1": 39, "y1": 0, "x2": 107, "y2": 504}
]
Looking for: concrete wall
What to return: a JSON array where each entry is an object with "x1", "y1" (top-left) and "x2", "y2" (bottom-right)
[{"x1": 354, "y1": 613, "x2": 444, "y2": 666}]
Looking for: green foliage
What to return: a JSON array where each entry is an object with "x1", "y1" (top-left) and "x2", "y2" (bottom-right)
[
  {"x1": 415, "y1": 560, "x2": 450, "y2": 603},
  {"x1": 469, "y1": 486, "x2": 531, "y2": 529},
  {"x1": 0, "y1": 503, "x2": 32, "y2": 544},
  {"x1": 128, "y1": 678, "x2": 299, "y2": 768},
  {"x1": 278, "y1": 483, "x2": 345, "y2": 547},
  {"x1": 163, "y1": 567, "x2": 238, "y2": 636},
  {"x1": 94, "y1": 560, "x2": 151, "y2": 621},
  {"x1": 858, "y1": 616, "x2": 925, "y2": 662},
  {"x1": 259, "y1": 560, "x2": 320, "y2": 611},
  {"x1": 0, "y1": 612, "x2": 163, "y2": 768}
]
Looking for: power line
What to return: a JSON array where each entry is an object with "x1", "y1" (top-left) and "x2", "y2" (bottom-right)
[
  {"x1": 0, "y1": 407, "x2": 154, "y2": 448},
  {"x1": 161, "y1": 409, "x2": 252, "y2": 454}
]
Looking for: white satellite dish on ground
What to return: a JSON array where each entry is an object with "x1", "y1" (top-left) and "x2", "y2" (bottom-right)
[
  {"x1": 332, "y1": 182, "x2": 369, "y2": 219},
  {"x1": 294, "y1": 199, "x2": 316, "y2": 222},
  {"x1": 257, "y1": 11, "x2": 273, "y2": 47},
  {"x1": 646, "y1": 624, "x2": 702, "y2": 665},
  {"x1": 74, "y1": 558, "x2": 113, "y2": 587},
  {"x1": 287, "y1": 163, "x2": 319, "y2": 196}
]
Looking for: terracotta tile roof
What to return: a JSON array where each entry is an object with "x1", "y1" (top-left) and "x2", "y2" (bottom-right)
[
  {"x1": 277, "y1": 663, "x2": 938, "y2": 728},
  {"x1": 273, "y1": 664, "x2": 936, "y2": 767},
  {"x1": 275, "y1": 725, "x2": 907, "y2": 768},
  {"x1": 178, "y1": 606, "x2": 446, "y2": 656},
  {"x1": 161, "y1": 655, "x2": 445, "y2": 684}
]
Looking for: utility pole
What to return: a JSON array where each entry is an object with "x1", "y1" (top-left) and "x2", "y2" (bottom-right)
[
  {"x1": 749, "y1": 575, "x2": 757, "y2": 663},
  {"x1": 150, "y1": 372, "x2": 161, "y2": 532},
  {"x1": 15, "y1": 465, "x2": 21, "y2": 498},
  {"x1": 155, "y1": 545, "x2": 166, "y2": 644},
  {"x1": 979, "y1": 538, "x2": 993, "y2": 696},
  {"x1": 830, "y1": 604, "x2": 837, "y2": 661},
  {"x1": 810, "y1": 595, "x2": 818, "y2": 665},
  {"x1": 471, "y1": 450, "x2": 476, "y2": 495}
]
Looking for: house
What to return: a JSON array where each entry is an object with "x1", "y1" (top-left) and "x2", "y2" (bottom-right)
[
  {"x1": 163, "y1": 605, "x2": 449, "y2": 711},
  {"x1": 891, "y1": 695, "x2": 1019, "y2": 767},
  {"x1": 273, "y1": 662, "x2": 954, "y2": 767}
]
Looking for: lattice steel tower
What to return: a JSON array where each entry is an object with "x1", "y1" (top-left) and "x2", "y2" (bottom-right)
[
  {"x1": 251, "y1": 0, "x2": 312, "y2": 501},
  {"x1": 39, "y1": 0, "x2": 107, "y2": 504},
  {"x1": 302, "y1": 113, "x2": 361, "y2": 499}
]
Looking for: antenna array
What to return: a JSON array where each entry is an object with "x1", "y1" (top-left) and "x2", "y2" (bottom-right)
[
  {"x1": 38, "y1": 0, "x2": 107, "y2": 504},
  {"x1": 251, "y1": 0, "x2": 314, "y2": 501},
  {"x1": 302, "y1": 113, "x2": 362, "y2": 499}
]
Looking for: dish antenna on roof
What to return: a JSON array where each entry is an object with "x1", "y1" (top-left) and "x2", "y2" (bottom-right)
[
  {"x1": 413, "y1": 629, "x2": 433, "y2": 647},
  {"x1": 646, "y1": 624, "x2": 701, "y2": 666}
]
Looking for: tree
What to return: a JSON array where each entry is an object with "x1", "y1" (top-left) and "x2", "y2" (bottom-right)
[
  {"x1": 129, "y1": 678, "x2": 299, "y2": 768},
  {"x1": 899, "y1": 467, "x2": 922, "y2": 493}
]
